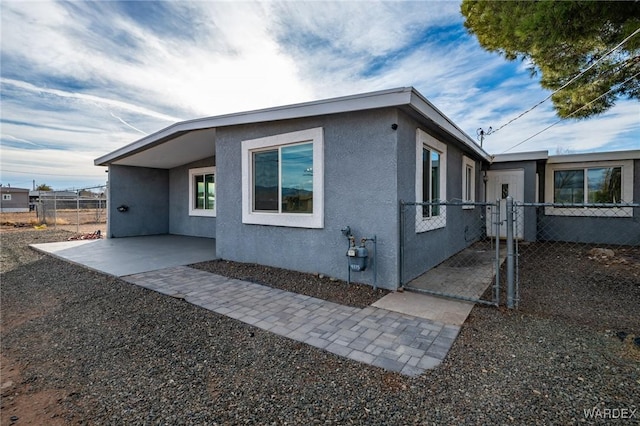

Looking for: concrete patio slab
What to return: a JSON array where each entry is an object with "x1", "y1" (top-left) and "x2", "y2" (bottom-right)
[{"x1": 30, "y1": 235, "x2": 216, "y2": 277}]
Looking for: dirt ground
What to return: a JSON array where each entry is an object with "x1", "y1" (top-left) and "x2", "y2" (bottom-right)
[
  {"x1": 0, "y1": 230, "x2": 73, "y2": 425},
  {"x1": 1, "y1": 211, "x2": 106, "y2": 237},
  {"x1": 1, "y1": 228, "x2": 638, "y2": 424}
]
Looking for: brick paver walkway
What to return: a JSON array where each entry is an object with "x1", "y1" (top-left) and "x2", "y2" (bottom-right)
[{"x1": 123, "y1": 266, "x2": 460, "y2": 377}]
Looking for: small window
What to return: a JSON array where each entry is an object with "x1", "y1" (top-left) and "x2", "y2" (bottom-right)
[
  {"x1": 242, "y1": 127, "x2": 324, "y2": 228},
  {"x1": 415, "y1": 129, "x2": 447, "y2": 232},
  {"x1": 189, "y1": 167, "x2": 216, "y2": 217},
  {"x1": 2, "y1": 194, "x2": 11, "y2": 201},
  {"x1": 501, "y1": 184, "x2": 509, "y2": 199},
  {"x1": 462, "y1": 155, "x2": 475, "y2": 208}
]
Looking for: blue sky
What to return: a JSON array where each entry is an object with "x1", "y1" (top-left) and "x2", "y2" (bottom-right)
[{"x1": 1, "y1": 0, "x2": 638, "y2": 190}]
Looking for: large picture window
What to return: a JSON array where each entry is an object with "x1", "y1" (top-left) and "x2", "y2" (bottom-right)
[
  {"x1": 189, "y1": 167, "x2": 216, "y2": 217},
  {"x1": 253, "y1": 142, "x2": 314, "y2": 214},
  {"x1": 554, "y1": 167, "x2": 622, "y2": 204},
  {"x1": 415, "y1": 129, "x2": 447, "y2": 232},
  {"x1": 545, "y1": 159, "x2": 633, "y2": 217},
  {"x1": 242, "y1": 127, "x2": 324, "y2": 228}
]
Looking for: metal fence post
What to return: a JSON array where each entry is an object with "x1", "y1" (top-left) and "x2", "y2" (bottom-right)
[
  {"x1": 398, "y1": 200, "x2": 405, "y2": 289},
  {"x1": 76, "y1": 190, "x2": 80, "y2": 234},
  {"x1": 53, "y1": 191, "x2": 57, "y2": 229},
  {"x1": 493, "y1": 200, "x2": 500, "y2": 305},
  {"x1": 506, "y1": 195, "x2": 515, "y2": 309}
]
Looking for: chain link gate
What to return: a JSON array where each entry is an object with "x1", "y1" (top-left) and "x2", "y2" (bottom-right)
[{"x1": 399, "y1": 200, "x2": 503, "y2": 306}]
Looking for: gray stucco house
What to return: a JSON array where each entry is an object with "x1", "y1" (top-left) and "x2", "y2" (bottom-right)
[
  {"x1": 96, "y1": 87, "x2": 492, "y2": 289},
  {"x1": 95, "y1": 87, "x2": 639, "y2": 290}
]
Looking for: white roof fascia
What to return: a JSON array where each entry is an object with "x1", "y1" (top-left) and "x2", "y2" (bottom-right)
[
  {"x1": 95, "y1": 86, "x2": 489, "y2": 166},
  {"x1": 492, "y1": 150, "x2": 549, "y2": 163},
  {"x1": 547, "y1": 150, "x2": 640, "y2": 164},
  {"x1": 95, "y1": 87, "x2": 414, "y2": 166}
]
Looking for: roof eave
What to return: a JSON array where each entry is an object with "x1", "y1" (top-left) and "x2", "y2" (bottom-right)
[
  {"x1": 408, "y1": 90, "x2": 490, "y2": 162},
  {"x1": 95, "y1": 86, "x2": 489, "y2": 166},
  {"x1": 94, "y1": 87, "x2": 414, "y2": 166}
]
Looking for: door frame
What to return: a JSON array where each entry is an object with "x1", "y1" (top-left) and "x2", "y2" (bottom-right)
[{"x1": 486, "y1": 169, "x2": 524, "y2": 239}]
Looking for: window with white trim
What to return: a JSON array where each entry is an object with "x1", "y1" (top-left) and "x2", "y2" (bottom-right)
[
  {"x1": 241, "y1": 127, "x2": 324, "y2": 228},
  {"x1": 554, "y1": 167, "x2": 621, "y2": 203},
  {"x1": 189, "y1": 167, "x2": 216, "y2": 217},
  {"x1": 545, "y1": 159, "x2": 633, "y2": 217},
  {"x1": 462, "y1": 155, "x2": 475, "y2": 208},
  {"x1": 2, "y1": 194, "x2": 11, "y2": 201},
  {"x1": 415, "y1": 129, "x2": 447, "y2": 231}
]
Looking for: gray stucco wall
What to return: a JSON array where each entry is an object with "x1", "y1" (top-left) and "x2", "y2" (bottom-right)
[
  {"x1": 108, "y1": 165, "x2": 169, "y2": 237},
  {"x1": 169, "y1": 157, "x2": 216, "y2": 238},
  {"x1": 397, "y1": 112, "x2": 486, "y2": 284},
  {"x1": 215, "y1": 109, "x2": 400, "y2": 289}
]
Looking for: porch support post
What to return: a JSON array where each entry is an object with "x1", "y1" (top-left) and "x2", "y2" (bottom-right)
[{"x1": 506, "y1": 195, "x2": 515, "y2": 309}]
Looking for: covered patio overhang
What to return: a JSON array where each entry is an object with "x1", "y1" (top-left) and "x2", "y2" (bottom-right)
[
  {"x1": 30, "y1": 235, "x2": 217, "y2": 277},
  {"x1": 97, "y1": 128, "x2": 216, "y2": 169}
]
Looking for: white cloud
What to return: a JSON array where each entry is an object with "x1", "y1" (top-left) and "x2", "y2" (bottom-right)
[{"x1": 0, "y1": 0, "x2": 637, "y2": 190}]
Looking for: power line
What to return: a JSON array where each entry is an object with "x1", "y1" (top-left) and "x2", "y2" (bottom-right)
[
  {"x1": 491, "y1": 26, "x2": 640, "y2": 135},
  {"x1": 500, "y1": 70, "x2": 640, "y2": 154}
]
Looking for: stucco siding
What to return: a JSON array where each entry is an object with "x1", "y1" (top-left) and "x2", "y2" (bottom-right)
[
  {"x1": 108, "y1": 165, "x2": 169, "y2": 237},
  {"x1": 169, "y1": 157, "x2": 216, "y2": 238},
  {"x1": 215, "y1": 109, "x2": 399, "y2": 289},
  {"x1": 397, "y1": 113, "x2": 486, "y2": 284}
]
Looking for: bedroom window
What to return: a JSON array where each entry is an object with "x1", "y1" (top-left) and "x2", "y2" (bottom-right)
[
  {"x1": 415, "y1": 129, "x2": 447, "y2": 232},
  {"x1": 242, "y1": 127, "x2": 324, "y2": 228}
]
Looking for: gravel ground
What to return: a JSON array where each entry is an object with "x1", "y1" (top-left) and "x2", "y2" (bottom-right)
[
  {"x1": 1, "y1": 229, "x2": 639, "y2": 424},
  {"x1": 191, "y1": 260, "x2": 388, "y2": 308}
]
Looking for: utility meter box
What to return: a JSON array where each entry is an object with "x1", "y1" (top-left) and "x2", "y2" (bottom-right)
[{"x1": 347, "y1": 246, "x2": 368, "y2": 271}]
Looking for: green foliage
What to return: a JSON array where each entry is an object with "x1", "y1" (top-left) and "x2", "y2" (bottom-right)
[
  {"x1": 461, "y1": 0, "x2": 640, "y2": 118},
  {"x1": 36, "y1": 183, "x2": 52, "y2": 191}
]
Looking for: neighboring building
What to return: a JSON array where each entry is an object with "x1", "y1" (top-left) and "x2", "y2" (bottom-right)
[
  {"x1": 95, "y1": 87, "x2": 639, "y2": 290},
  {"x1": 0, "y1": 187, "x2": 30, "y2": 213}
]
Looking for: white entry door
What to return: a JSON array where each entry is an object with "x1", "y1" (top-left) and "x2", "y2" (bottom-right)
[{"x1": 486, "y1": 169, "x2": 524, "y2": 239}]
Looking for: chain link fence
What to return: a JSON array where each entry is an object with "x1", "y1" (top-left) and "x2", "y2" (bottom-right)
[
  {"x1": 515, "y1": 202, "x2": 640, "y2": 311},
  {"x1": 35, "y1": 186, "x2": 107, "y2": 234},
  {"x1": 400, "y1": 199, "x2": 639, "y2": 309},
  {"x1": 399, "y1": 201, "x2": 502, "y2": 306}
]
